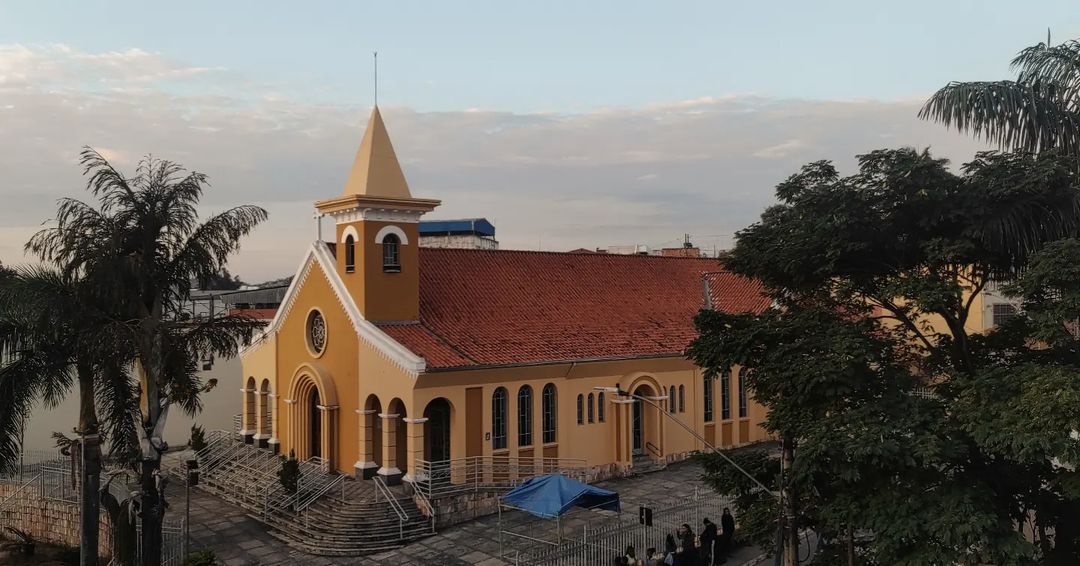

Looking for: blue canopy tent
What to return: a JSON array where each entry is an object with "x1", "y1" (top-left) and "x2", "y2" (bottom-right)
[
  {"x1": 498, "y1": 474, "x2": 620, "y2": 556},
  {"x1": 502, "y1": 474, "x2": 620, "y2": 518}
]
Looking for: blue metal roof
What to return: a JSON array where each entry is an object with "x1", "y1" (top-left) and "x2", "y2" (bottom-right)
[{"x1": 419, "y1": 218, "x2": 496, "y2": 237}]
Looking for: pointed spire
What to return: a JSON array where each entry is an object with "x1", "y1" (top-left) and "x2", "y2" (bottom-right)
[{"x1": 342, "y1": 106, "x2": 411, "y2": 199}]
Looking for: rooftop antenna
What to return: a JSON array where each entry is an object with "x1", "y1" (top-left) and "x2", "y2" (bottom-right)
[{"x1": 373, "y1": 50, "x2": 379, "y2": 106}]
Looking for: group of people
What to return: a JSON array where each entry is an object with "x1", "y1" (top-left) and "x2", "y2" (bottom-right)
[{"x1": 616, "y1": 507, "x2": 737, "y2": 566}]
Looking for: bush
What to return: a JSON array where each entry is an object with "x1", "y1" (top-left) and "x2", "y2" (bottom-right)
[
  {"x1": 278, "y1": 450, "x2": 299, "y2": 495},
  {"x1": 190, "y1": 424, "x2": 207, "y2": 452},
  {"x1": 182, "y1": 549, "x2": 218, "y2": 566}
]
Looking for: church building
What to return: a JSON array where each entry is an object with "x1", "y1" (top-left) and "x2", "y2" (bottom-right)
[{"x1": 239, "y1": 106, "x2": 772, "y2": 486}]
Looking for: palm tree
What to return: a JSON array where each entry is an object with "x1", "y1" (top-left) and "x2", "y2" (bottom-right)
[
  {"x1": 27, "y1": 148, "x2": 267, "y2": 566},
  {"x1": 920, "y1": 35, "x2": 1080, "y2": 155},
  {"x1": 0, "y1": 267, "x2": 137, "y2": 566}
]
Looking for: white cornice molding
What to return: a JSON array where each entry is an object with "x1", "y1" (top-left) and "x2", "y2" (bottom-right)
[
  {"x1": 330, "y1": 208, "x2": 423, "y2": 224},
  {"x1": 239, "y1": 241, "x2": 427, "y2": 377}
]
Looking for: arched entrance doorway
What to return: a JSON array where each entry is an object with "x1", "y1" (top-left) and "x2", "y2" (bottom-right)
[
  {"x1": 288, "y1": 364, "x2": 339, "y2": 470},
  {"x1": 424, "y1": 398, "x2": 452, "y2": 462},
  {"x1": 632, "y1": 384, "x2": 659, "y2": 458}
]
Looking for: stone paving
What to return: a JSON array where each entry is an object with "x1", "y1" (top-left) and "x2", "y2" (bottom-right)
[{"x1": 177, "y1": 459, "x2": 766, "y2": 565}]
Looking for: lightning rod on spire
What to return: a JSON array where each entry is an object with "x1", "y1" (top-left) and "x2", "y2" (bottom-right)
[{"x1": 374, "y1": 50, "x2": 379, "y2": 106}]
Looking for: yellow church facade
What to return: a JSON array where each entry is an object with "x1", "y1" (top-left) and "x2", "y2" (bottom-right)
[{"x1": 239, "y1": 107, "x2": 773, "y2": 487}]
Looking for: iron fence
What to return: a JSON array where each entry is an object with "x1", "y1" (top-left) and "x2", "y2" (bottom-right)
[{"x1": 510, "y1": 489, "x2": 730, "y2": 565}]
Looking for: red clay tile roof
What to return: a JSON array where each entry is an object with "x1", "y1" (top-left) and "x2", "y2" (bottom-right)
[{"x1": 377, "y1": 249, "x2": 769, "y2": 371}]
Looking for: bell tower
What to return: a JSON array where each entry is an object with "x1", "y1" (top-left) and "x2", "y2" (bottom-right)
[{"x1": 315, "y1": 106, "x2": 440, "y2": 322}]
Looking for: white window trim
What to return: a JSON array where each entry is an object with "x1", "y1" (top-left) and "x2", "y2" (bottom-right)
[
  {"x1": 375, "y1": 225, "x2": 409, "y2": 245},
  {"x1": 340, "y1": 225, "x2": 359, "y2": 244}
]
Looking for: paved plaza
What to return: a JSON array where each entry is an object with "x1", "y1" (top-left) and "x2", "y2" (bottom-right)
[{"x1": 179, "y1": 459, "x2": 767, "y2": 565}]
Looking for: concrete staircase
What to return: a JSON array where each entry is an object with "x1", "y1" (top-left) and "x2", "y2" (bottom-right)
[
  {"x1": 265, "y1": 480, "x2": 433, "y2": 556},
  {"x1": 631, "y1": 454, "x2": 667, "y2": 476},
  {"x1": 186, "y1": 434, "x2": 433, "y2": 556}
]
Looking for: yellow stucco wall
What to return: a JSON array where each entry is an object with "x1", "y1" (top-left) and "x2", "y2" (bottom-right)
[
  {"x1": 275, "y1": 260, "x2": 361, "y2": 469},
  {"x1": 334, "y1": 220, "x2": 421, "y2": 322}
]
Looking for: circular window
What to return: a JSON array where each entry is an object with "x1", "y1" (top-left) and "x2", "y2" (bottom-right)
[{"x1": 307, "y1": 310, "x2": 327, "y2": 355}]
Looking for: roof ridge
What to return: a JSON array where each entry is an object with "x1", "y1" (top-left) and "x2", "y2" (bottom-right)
[{"x1": 419, "y1": 247, "x2": 726, "y2": 261}]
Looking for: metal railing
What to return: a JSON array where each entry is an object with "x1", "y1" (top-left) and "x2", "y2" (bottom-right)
[
  {"x1": 414, "y1": 456, "x2": 588, "y2": 499},
  {"x1": 412, "y1": 483, "x2": 437, "y2": 533},
  {"x1": 645, "y1": 441, "x2": 663, "y2": 461},
  {"x1": 373, "y1": 475, "x2": 407, "y2": 541},
  {"x1": 294, "y1": 459, "x2": 346, "y2": 513}
]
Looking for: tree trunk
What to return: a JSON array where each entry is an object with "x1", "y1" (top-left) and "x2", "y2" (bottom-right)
[
  {"x1": 139, "y1": 457, "x2": 163, "y2": 566},
  {"x1": 847, "y1": 524, "x2": 855, "y2": 566},
  {"x1": 136, "y1": 354, "x2": 164, "y2": 566},
  {"x1": 77, "y1": 370, "x2": 101, "y2": 566},
  {"x1": 80, "y1": 435, "x2": 101, "y2": 566},
  {"x1": 782, "y1": 435, "x2": 799, "y2": 566}
]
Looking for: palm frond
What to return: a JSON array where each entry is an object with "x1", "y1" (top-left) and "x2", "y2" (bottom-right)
[
  {"x1": 80, "y1": 147, "x2": 140, "y2": 215},
  {"x1": 95, "y1": 362, "x2": 140, "y2": 464},
  {"x1": 1011, "y1": 40, "x2": 1080, "y2": 102},
  {"x1": 919, "y1": 80, "x2": 1080, "y2": 156},
  {"x1": 167, "y1": 205, "x2": 268, "y2": 292}
]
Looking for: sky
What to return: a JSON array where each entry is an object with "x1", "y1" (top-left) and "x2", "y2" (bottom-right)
[{"x1": 1, "y1": 1, "x2": 1078, "y2": 282}]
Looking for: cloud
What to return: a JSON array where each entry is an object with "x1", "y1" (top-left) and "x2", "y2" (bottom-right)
[
  {"x1": 753, "y1": 139, "x2": 806, "y2": 159},
  {"x1": 0, "y1": 43, "x2": 991, "y2": 282}
]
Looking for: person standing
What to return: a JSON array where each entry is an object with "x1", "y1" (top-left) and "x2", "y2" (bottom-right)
[
  {"x1": 720, "y1": 508, "x2": 736, "y2": 562},
  {"x1": 679, "y1": 523, "x2": 697, "y2": 565},
  {"x1": 699, "y1": 518, "x2": 718, "y2": 565}
]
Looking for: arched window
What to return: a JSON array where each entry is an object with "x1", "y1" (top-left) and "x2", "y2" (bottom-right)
[
  {"x1": 587, "y1": 393, "x2": 595, "y2": 423},
  {"x1": 576, "y1": 394, "x2": 584, "y2": 425},
  {"x1": 382, "y1": 233, "x2": 401, "y2": 272},
  {"x1": 721, "y1": 369, "x2": 731, "y2": 420},
  {"x1": 738, "y1": 370, "x2": 748, "y2": 418},
  {"x1": 668, "y1": 386, "x2": 676, "y2": 413},
  {"x1": 703, "y1": 374, "x2": 714, "y2": 423},
  {"x1": 518, "y1": 385, "x2": 533, "y2": 447},
  {"x1": 344, "y1": 234, "x2": 356, "y2": 273},
  {"x1": 678, "y1": 385, "x2": 685, "y2": 413},
  {"x1": 492, "y1": 387, "x2": 507, "y2": 450},
  {"x1": 597, "y1": 392, "x2": 605, "y2": 423},
  {"x1": 542, "y1": 384, "x2": 557, "y2": 444}
]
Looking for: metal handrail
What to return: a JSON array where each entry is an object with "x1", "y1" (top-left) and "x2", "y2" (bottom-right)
[
  {"x1": 412, "y1": 483, "x2": 436, "y2": 532},
  {"x1": 644, "y1": 441, "x2": 663, "y2": 460},
  {"x1": 373, "y1": 475, "x2": 407, "y2": 540}
]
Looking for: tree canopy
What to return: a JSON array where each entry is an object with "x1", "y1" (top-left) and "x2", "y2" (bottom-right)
[{"x1": 690, "y1": 147, "x2": 1080, "y2": 564}]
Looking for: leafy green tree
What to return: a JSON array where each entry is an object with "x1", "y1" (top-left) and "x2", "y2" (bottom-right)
[
  {"x1": 691, "y1": 147, "x2": 1080, "y2": 564},
  {"x1": 0, "y1": 267, "x2": 136, "y2": 566},
  {"x1": 26, "y1": 148, "x2": 266, "y2": 566},
  {"x1": 921, "y1": 36, "x2": 1080, "y2": 156}
]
